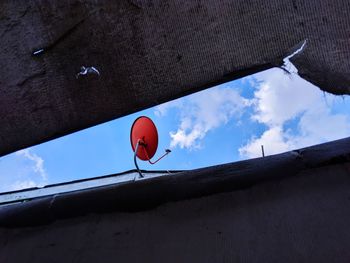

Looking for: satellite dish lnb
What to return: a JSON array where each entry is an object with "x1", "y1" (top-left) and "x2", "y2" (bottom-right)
[{"x1": 130, "y1": 116, "x2": 171, "y2": 177}]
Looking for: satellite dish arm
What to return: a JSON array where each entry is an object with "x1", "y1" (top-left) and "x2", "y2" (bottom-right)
[{"x1": 143, "y1": 148, "x2": 171, "y2": 165}]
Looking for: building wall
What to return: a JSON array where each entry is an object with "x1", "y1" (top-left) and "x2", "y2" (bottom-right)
[
  {"x1": 2, "y1": 0, "x2": 350, "y2": 157},
  {"x1": 0, "y1": 163, "x2": 350, "y2": 262}
]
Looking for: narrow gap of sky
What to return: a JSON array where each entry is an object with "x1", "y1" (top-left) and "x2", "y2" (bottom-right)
[{"x1": 1, "y1": 65, "x2": 350, "y2": 192}]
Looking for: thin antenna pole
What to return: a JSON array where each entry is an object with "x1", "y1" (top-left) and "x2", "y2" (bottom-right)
[
  {"x1": 261, "y1": 145, "x2": 265, "y2": 157},
  {"x1": 134, "y1": 140, "x2": 144, "y2": 178}
]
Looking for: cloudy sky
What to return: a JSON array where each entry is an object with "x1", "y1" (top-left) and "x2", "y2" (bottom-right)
[{"x1": 1, "y1": 63, "x2": 350, "y2": 192}]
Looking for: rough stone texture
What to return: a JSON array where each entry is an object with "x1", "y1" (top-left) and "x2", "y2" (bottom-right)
[
  {"x1": 1, "y1": 163, "x2": 350, "y2": 262},
  {"x1": 1, "y1": 0, "x2": 350, "y2": 156}
]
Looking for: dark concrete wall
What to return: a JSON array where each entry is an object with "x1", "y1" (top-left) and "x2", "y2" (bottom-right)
[
  {"x1": 1, "y1": 0, "x2": 350, "y2": 156},
  {"x1": 1, "y1": 162, "x2": 350, "y2": 263}
]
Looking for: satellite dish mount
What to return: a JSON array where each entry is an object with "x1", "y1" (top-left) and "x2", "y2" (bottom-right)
[{"x1": 130, "y1": 116, "x2": 171, "y2": 177}]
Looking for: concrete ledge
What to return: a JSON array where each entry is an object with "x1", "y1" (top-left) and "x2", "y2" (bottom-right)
[{"x1": 1, "y1": 137, "x2": 349, "y2": 227}]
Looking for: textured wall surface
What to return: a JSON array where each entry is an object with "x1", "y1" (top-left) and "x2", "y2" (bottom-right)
[
  {"x1": 1, "y1": 162, "x2": 350, "y2": 263},
  {"x1": 1, "y1": 0, "x2": 350, "y2": 156}
]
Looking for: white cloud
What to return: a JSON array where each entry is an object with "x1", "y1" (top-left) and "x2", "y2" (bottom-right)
[
  {"x1": 155, "y1": 87, "x2": 250, "y2": 149},
  {"x1": 291, "y1": 106, "x2": 350, "y2": 147},
  {"x1": 250, "y1": 71, "x2": 321, "y2": 126},
  {"x1": 16, "y1": 148, "x2": 47, "y2": 181},
  {"x1": 154, "y1": 99, "x2": 183, "y2": 117},
  {"x1": 239, "y1": 65, "x2": 350, "y2": 159},
  {"x1": 0, "y1": 148, "x2": 48, "y2": 192},
  {"x1": 239, "y1": 126, "x2": 292, "y2": 158}
]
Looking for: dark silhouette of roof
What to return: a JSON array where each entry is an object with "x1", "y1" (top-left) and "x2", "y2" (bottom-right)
[{"x1": 1, "y1": 0, "x2": 350, "y2": 156}]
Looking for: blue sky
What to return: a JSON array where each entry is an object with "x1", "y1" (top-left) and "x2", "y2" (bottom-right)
[{"x1": 1, "y1": 63, "x2": 350, "y2": 192}]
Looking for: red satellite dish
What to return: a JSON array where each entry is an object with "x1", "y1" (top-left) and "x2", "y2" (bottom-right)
[
  {"x1": 130, "y1": 116, "x2": 171, "y2": 177},
  {"x1": 130, "y1": 116, "x2": 158, "y2": 161}
]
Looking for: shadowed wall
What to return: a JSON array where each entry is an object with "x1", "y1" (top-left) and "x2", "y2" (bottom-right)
[
  {"x1": 0, "y1": 163, "x2": 350, "y2": 263},
  {"x1": 1, "y1": 0, "x2": 350, "y2": 156}
]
